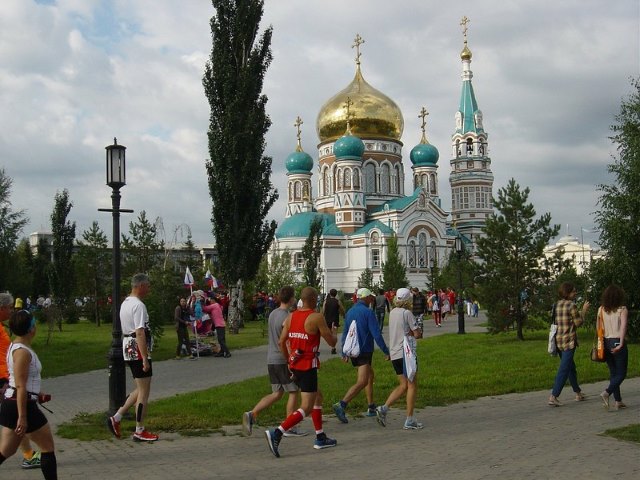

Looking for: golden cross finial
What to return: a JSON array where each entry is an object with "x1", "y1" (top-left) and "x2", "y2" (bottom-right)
[
  {"x1": 352, "y1": 33, "x2": 365, "y2": 66},
  {"x1": 294, "y1": 116, "x2": 303, "y2": 152},
  {"x1": 460, "y1": 16, "x2": 470, "y2": 43},
  {"x1": 343, "y1": 96, "x2": 355, "y2": 134},
  {"x1": 418, "y1": 107, "x2": 429, "y2": 142}
]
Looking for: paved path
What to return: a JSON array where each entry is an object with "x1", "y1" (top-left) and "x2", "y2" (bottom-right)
[{"x1": 7, "y1": 313, "x2": 640, "y2": 479}]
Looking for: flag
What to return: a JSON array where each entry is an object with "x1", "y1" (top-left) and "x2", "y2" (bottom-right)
[
  {"x1": 184, "y1": 267, "x2": 194, "y2": 286},
  {"x1": 205, "y1": 269, "x2": 214, "y2": 288}
]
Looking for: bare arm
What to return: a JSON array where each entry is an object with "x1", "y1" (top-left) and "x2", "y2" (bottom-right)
[
  {"x1": 314, "y1": 313, "x2": 337, "y2": 347},
  {"x1": 278, "y1": 314, "x2": 292, "y2": 359},
  {"x1": 613, "y1": 307, "x2": 628, "y2": 353},
  {"x1": 12, "y1": 348, "x2": 30, "y2": 435},
  {"x1": 136, "y1": 327, "x2": 150, "y2": 372}
]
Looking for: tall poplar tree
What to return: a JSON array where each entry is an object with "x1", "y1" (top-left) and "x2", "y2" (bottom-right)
[
  {"x1": 381, "y1": 235, "x2": 409, "y2": 290},
  {"x1": 302, "y1": 217, "x2": 323, "y2": 290},
  {"x1": 0, "y1": 168, "x2": 28, "y2": 292},
  {"x1": 203, "y1": 0, "x2": 278, "y2": 333},
  {"x1": 476, "y1": 179, "x2": 560, "y2": 340}
]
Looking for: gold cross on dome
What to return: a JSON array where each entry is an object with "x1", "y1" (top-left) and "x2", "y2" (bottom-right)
[
  {"x1": 460, "y1": 16, "x2": 470, "y2": 41},
  {"x1": 294, "y1": 116, "x2": 303, "y2": 151},
  {"x1": 343, "y1": 96, "x2": 354, "y2": 133},
  {"x1": 418, "y1": 107, "x2": 429, "y2": 142},
  {"x1": 352, "y1": 33, "x2": 365, "y2": 65}
]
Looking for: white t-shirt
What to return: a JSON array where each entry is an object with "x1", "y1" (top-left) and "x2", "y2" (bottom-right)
[
  {"x1": 388, "y1": 307, "x2": 419, "y2": 361},
  {"x1": 120, "y1": 296, "x2": 151, "y2": 360},
  {"x1": 5, "y1": 343, "x2": 41, "y2": 398}
]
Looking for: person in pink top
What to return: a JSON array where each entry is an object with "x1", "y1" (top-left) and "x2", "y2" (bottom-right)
[{"x1": 203, "y1": 297, "x2": 230, "y2": 358}]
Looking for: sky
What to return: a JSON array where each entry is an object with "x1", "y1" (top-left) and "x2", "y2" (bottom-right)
[{"x1": 1, "y1": 0, "x2": 638, "y2": 250}]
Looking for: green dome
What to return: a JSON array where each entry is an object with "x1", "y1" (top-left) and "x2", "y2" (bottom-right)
[
  {"x1": 334, "y1": 133, "x2": 364, "y2": 160},
  {"x1": 275, "y1": 212, "x2": 343, "y2": 239},
  {"x1": 410, "y1": 142, "x2": 439, "y2": 165},
  {"x1": 285, "y1": 150, "x2": 313, "y2": 173}
]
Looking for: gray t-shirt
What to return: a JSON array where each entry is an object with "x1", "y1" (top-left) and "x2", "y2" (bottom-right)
[
  {"x1": 388, "y1": 307, "x2": 419, "y2": 361},
  {"x1": 267, "y1": 307, "x2": 290, "y2": 364}
]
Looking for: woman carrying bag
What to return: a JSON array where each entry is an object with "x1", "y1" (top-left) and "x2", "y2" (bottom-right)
[{"x1": 598, "y1": 285, "x2": 629, "y2": 410}]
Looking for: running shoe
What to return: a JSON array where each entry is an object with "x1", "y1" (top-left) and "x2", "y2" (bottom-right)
[
  {"x1": 403, "y1": 419, "x2": 424, "y2": 430},
  {"x1": 332, "y1": 402, "x2": 348, "y2": 423},
  {"x1": 133, "y1": 430, "x2": 159, "y2": 442},
  {"x1": 283, "y1": 426, "x2": 308, "y2": 437},
  {"x1": 107, "y1": 416, "x2": 121, "y2": 438},
  {"x1": 365, "y1": 407, "x2": 377, "y2": 417},
  {"x1": 21, "y1": 451, "x2": 41, "y2": 469},
  {"x1": 376, "y1": 405, "x2": 387, "y2": 427},
  {"x1": 265, "y1": 429, "x2": 281, "y2": 458},
  {"x1": 242, "y1": 411, "x2": 254, "y2": 436},
  {"x1": 313, "y1": 435, "x2": 337, "y2": 449}
]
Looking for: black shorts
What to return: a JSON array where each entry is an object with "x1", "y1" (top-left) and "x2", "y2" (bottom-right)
[
  {"x1": 127, "y1": 359, "x2": 153, "y2": 378},
  {"x1": 0, "y1": 400, "x2": 48, "y2": 433},
  {"x1": 391, "y1": 358, "x2": 404, "y2": 375},
  {"x1": 289, "y1": 368, "x2": 318, "y2": 393},
  {"x1": 350, "y1": 351, "x2": 373, "y2": 367}
]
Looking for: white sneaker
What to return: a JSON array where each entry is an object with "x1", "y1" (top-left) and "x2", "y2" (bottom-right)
[{"x1": 403, "y1": 419, "x2": 424, "y2": 430}]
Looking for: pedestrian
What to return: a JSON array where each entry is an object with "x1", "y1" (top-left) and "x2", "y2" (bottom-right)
[
  {"x1": 204, "y1": 297, "x2": 230, "y2": 358},
  {"x1": 0, "y1": 293, "x2": 41, "y2": 470},
  {"x1": 174, "y1": 298, "x2": 194, "y2": 359},
  {"x1": 243, "y1": 286, "x2": 306, "y2": 437},
  {"x1": 322, "y1": 289, "x2": 344, "y2": 354},
  {"x1": 548, "y1": 282, "x2": 590, "y2": 407},
  {"x1": 107, "y1": 273, "x2": 158, "y2": 442},
  {"x1": 374, "y1": 288, "x2": 390, "y2": 334},
  {"x1": 333, "y1": 288, "x2": 390, "y2": 422},
  {"x1": 375, "y1": 288, "x2": 424, "y2": 429},
  {"x1": 0, "y1": 308, "x2": 57, "y2": 479},
  {"x1": 411, "y1": 288, "x2": 426, "y2": 329},
  {"x1": 264, "y1": 286, "x2": 338, "y2": 457},
  {"x1": 598, "y1": 285, "x2": 629, "y2": 410},
  {"x1": 430, "y1": 290, "x2": 441, "y2": 327}
]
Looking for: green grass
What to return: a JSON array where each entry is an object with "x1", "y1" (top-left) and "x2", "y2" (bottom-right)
[
  {"x1": 32, "y1": 319, "x2": 267, "y2": 377},
  {"x1": 603, "y1": 424, "x2": 640, "y2": 443},
  {"x1": 57, "y1": 329, "x2": 640, "y2": 440}
]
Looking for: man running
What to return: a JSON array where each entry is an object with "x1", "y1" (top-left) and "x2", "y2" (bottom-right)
[{"x1": 265, "y1": 287, "x2": 338, "y2": 458}]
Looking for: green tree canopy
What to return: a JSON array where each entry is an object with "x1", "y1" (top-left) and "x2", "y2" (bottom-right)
[
  {"x1": 476, "y1": 178, "x2": 561, "y2": 339},
  {"x1": 121, "y1": 210, "x2": 164, "y2": 276},
  {"x1": 381, "y1": 234, "x2": 408, "y2": 290},
  {"x1": 0, "y1": 168, "x2": 28, "y2": 292},
  {"x1": 301, "y1": 217, "x2": 323, "y2": 290},
  {"x1": 75, "y1": 221, "x2": 110, "y2": 325}
]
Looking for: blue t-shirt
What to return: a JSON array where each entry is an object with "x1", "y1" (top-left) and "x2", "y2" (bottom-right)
[{"x1": 342, "y1": 300, "x2": 389, "y2": 356}]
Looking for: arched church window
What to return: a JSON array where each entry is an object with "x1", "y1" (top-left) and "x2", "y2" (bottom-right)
[
  {"x1": 418, "y1": 233, "x2": 427, "y2": 268},
  {"x1": 430, "y1": 174, "x2": 436, "y2": 194},
  {"x1": 408, "y1": 240, "x2": 416, "y2": 267},
  {"x1": 364, "y1": 163, "x2": 376, "y2": 193},
  {"x1": 322, "y1": 167, "x2": 329, "y2": 196},
  {"x1": 288, "y1": 183, "x2": 293, "y2": 202},
  {"x1": 466, "y1": 138, "x2": 473, "y2": 155},
  {"x1": 337, "y1": 170, "x2": 343, "y2": 192},
  {"x1": 456, "y1": 139, "x2": 461, "y2": 157},
  {"x1": 353, "y1": 167, "x2": 360, "y2": 189},
  {"x1": 371, "y1": 231, "x2": 379, "y2": 244},
  {"x1": 429, "y1": 241, "x2": 437, "y2": 267},
  {"x1": 381, "y1": 164, "x2": 390, "y2": 194},
  {"x1": 395, "y1": 164, "x2": 402, "y2": 194},
  {"x1": 302, "y1": 182, "x2": 310, "y2": 201},
  {"x1": 344, "y1": 168, "x2": 351, "y2": 188},
  {"x1": 294, "y1": 181, "x2": 302, "y2": 200},
  {"x1": 421, "y1": 174, "x2": 428, "y2": 188}
]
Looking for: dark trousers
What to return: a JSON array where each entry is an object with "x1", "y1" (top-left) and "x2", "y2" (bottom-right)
[
  {"x1": 604, "y1": 338, "x2": 628, "y2": 402},
  {"x1": 176, "y1": 324, "x2": 190, "y2": 356},
  {"x1": 216, "y1": 326, "x2": 229, "y2": 355}
]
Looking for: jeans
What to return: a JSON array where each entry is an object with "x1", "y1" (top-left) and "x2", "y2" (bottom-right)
[
  {"x1": 216, "y1": 326, "x2": 229, "y2": 355},
  {"x1": 176, "y1": 324, "x2": 190, "y2": 356},
  {"x1": 604, "y1": 338, "x2": 628, "y2": 402},
  {"x1": 552, "y1": 347, "x2": 580, "y2": 397},
  {"x1": 375, "y1": 309, "x2": 385, "y2": 333}
]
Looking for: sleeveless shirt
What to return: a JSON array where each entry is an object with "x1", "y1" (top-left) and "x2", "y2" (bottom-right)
[
  {"x1": 287, "y1": 309, "x2": 321, "y2": 371},
  {"x1": 4, "y1": 343, "x2": 41, "y2": 398}
]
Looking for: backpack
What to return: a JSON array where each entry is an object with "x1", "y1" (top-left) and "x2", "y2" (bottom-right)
[{"x1": 342, "y1": 320, "x2": 360, "y2": 358}]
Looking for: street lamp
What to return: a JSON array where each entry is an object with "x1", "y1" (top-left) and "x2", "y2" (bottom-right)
[
  {"x1": 99, "y1": 138, "x2": 134, "y2": 414},
  {"x1": 454, "y1": 236, "x2": 465, "y2": 334}
]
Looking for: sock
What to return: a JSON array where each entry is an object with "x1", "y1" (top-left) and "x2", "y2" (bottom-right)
[
  {"x1": 311, "y1": 405, "x2": 323, "y2": 434},
  {"x1": 136, "y1": 403, "x2": 144, "y2": 423},
  {"x1": 135, "y1": 426, "x2": 144, "y2": 434},
  {"x1": 113, "y1": 413, "x2": 122, "y2": 422},
  {"x1": 40, "y1": 451, "x2": 57, "y2": 480},
  {"x1": 23, "y1": 449, "x2": 34, "y2": 460},
  {"x1": 0, "y1": 452, "x2": 6, "y2": 465},
  {"x1": 339, "y1": 400, "x2": 347, "y2": 409},
  {"x1": 368, "y1": 403, "x2": 376, "y2": 410},
  {"x1": 280, "y1": 408, "x2": 305, "y2": 432}
]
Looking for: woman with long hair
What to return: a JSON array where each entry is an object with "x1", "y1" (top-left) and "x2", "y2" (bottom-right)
[
  {"x1": 548, "y1": 282, "x2": 590, "y2": 407},
  {"x1": 0, "y1": 310, "x2": 57, "y2": 479},
  {"x1": 598, "y1": 285, "x2": 629, "y2": 410}
]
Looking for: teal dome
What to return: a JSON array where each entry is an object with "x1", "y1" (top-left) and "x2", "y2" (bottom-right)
[
  {"x1": 275, "y1": 212, "x2": 344, "y2": 239},
  {"x1": 285, "y1": 150, "x2": 313, "y2": 173},
  {"x1": 334, "y1": 133, "x2": 364, "y2": 160},
  {"x1": 410, "y1": 141, "x2": 439, "y2": 165}
]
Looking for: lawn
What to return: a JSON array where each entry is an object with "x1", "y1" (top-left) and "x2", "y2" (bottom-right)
[{"x1": 57, "y1": 329, "x2": 640, "y2": 440}]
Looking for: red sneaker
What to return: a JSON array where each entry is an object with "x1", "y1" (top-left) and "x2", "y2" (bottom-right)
[
  {"x1": 133, "y1": 430, "x2": 159, "y2": 442},
  {"x1": 107, "y1": 416, "x2": 121, "y2": 438}
]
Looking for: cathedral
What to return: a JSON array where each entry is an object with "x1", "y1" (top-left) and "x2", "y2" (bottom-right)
[{"x1": 270, "y1": 19, "x2": 494, "y2": 292}]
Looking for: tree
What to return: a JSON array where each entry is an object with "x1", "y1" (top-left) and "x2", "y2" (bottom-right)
[
  {"x1": 435, "y1": 248, "x2": 476, "y2": 297},
  {"x1": 301, "y1": 217, "x2": 323, "y2": 290},
  {"x1": 592, "y1": 78, "x2": 640, "y2": 340},
  {"x1": 203, "y1": 0, "x2": 278, "y2": 333},
  {"x1": 0, "y1": 168, "x2": 28, "y2": 291},
  {"x1": 357, "y1": 268, "x2": 378, "y2": 292},
  {"x1": 49, "y1": 189, "x2": 76, "y2": 332},
  {"x1": 381, "y1": 235, "x2": 408, "y2": 290},
  {"x1": 11, "y1": 239, "x2": 34, "y2": 301},
  {"x1": 32, "y1": 238, "x2": 51, "y2": 299},
  {"x1": 75, "y1": 221, "x2": 110, "y2": 326},
  {"x1": 121, "y1": 210, "x2": 164, "y2": 276},
  {"x1": 476, "y1": 178, "x2": 560, "y2": 340},
  {"x1": 266, "y1": 248, "x2": 298, "y2": 294}
]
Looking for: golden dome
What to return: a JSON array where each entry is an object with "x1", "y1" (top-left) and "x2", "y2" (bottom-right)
[
  {"x1": 461, "y1": 42, "x2": 472, "y2": 60},
  {"x1": 316, "y1": 66, "x2": 404, "y2": 143}
]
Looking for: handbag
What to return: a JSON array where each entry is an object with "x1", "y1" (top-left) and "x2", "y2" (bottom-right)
[
  {"x1": 590, "y1": 308, "x2": 606, "y2": 363},
  {"x1": 548, "y1": 303, "x2": 558, "y2": 356}
]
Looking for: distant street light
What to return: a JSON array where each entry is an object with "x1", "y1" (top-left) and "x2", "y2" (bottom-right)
[
  {"x1": 455, "y1": 235, "x2": 465, "y2": 334},
  {"x1": 99, "y1": 138, "x2": 134, "y2": 414}
]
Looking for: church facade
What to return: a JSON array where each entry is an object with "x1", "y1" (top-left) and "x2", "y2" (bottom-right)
[{"x1": 271, "y1": 22, "x2": 493, "y2": 292}]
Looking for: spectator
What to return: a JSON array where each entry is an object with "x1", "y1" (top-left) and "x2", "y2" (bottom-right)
[
  {"x1": 322, "y1": 289, "x2": 345, "y2": 354},
  {"x1": 374, "y1": 289, "x2": 390, "y2": 334}
]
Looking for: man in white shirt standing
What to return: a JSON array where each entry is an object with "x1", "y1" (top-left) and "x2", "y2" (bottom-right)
[{"x1": 107, "y1": 273, "x2": 158, "y2": 442}]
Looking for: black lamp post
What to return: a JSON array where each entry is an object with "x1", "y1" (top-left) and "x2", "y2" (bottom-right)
[
  {"x1": 455, "y1": 236, "x2": 465, "y2": 334},
  {"x1": 99, "y1": 138, "x2": 133, "y2": 414}
]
